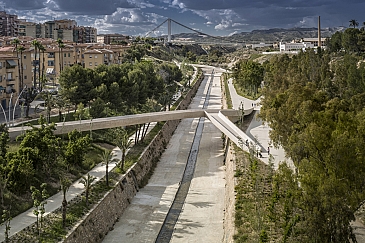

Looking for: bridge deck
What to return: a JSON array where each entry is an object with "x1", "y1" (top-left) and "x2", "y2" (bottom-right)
[{"x1": 8, "y1": 108, "x2": 253, "y2": 140}]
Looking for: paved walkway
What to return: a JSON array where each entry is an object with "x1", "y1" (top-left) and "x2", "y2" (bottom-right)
[
  {"x1": 0, "y1": 122, "x2": 156, "y2": 242},
  {"x1": 227, "y1": 78, "x2": 289, "y2": 169}
]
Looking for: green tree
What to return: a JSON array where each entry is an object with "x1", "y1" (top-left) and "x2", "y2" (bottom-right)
[
  {"x1": 30, "y1": 183, "x2": 48, "y2": 237},
  {"x1": 1, "y1": 209, "x2": 11, "y2": 243},
  {"x1": 17, "y1": 116, "x2": 60, "y2": 176},
  {"x1": 64, "y1": 130, "x2": 91, "y2": 169},
  {"x1": 259, "y1": 50, "x2": 365, "y2": 241},
  {"x1": 60, "y1": 177, "x2": 71, "y2": 228},
  {"x1": 89, "y1": 97, "x2": 106, "y2": 118},
  {"x1": 113, "y1": 128, "x2": 133, "y2": 172},
  {"x1": 98, "y1": 150, "x2": 115, "y2": 187},
  {"x1": 233, "y1": 60, "x2": 264, "y2": 96},
  {"x1": 79, "y1": 173, "x2": 95, "y2": 206},
  {"x1": 59, "y1": 65, "x2": 95, "y2": 108},
  {"x1": 325, "y1": 31, "x2": 342, "y2": 53},
  {"x1": 35, "y1": 91, "x2": 55, "y2": 123},
  {"x1": 349, "y1": 19, "x2": 359, "y2": 28},
  {"x1": 342, "y1": 28, "x2": 361, "y2": 54}
]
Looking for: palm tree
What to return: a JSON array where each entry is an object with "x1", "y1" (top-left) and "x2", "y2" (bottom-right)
[
  {"x1": 98, "y1": 150, "x2": 115, "y2": 187},
  {"x1": 11, "y1": 38, "x2": 21, "y2": 92},
  {"x1": 35, "y1": 91, "x2": 55, "y2": 123},
  {"x1": 79, "y1": 173, "x2": 96, "y2": 206},
  {"x1": 56, "y1": 38, "x2": 64, "y2": 75},
  {"x1": 349, "y1": 19, "x2": 359, "y2": 28},
  {"x1": 54, "y1": 94, "x2": 65, "y2": 122},
  {"x1": 17, "y1": 46, "x2": 25, "y2": 90},
  {"x1": 114, "y1": 128, "x2": 133, "y2": 172},
  {"x1": 31, "y1": 39, "x2": 41, "y2": 88},
  {"x1": 38, "y1": 44, "x2": 46, "y2": 91},
  {"x1": 60, "y1": 177, "x2": 71, "y2": 228}
]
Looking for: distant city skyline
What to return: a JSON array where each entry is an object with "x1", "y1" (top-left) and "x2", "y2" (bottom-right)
[{"x1": 2, "y1": 0, "x2": 365, "y2": 37}]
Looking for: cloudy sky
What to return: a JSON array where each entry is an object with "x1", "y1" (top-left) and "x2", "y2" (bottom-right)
[{"x1": 3, "y1": 0, "x2": 365, "y2": 37}]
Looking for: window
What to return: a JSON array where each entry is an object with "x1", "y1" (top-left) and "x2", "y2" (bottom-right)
[
  {"x1": 24, "y1": 75, "x2": 27, "y2": 80},
  {"x1": 95, "y1": 55, "x2": 98, "y2": 59},
  {"x1": 89, "y1": 62, "x2": 92, "y2": 66},
  {"x1": 89, "y1": 55, "x2": 92, "y2": 58},
  {"x1": 23, "y1": 64, "x2": 26, "y2": 70},
  {"x1": 0, "y1": 62, "x2": 2, "y2": 68},
  {"x1": 95, "y1": 62, "x2": 98, "y2": 66},
  {"x1": 0, "y1": 76, "x2": 2, "y2": 81},
  {"x1": 48, "y1": 60, "x2": 54, "y2": 66},
  {"x1": 68, "y1": 53, "x2": 71, "y2": 57},
  {"x1": 23, "y1": 55, "x2": 26, "y2": 59},
  {"x1": 64, "y1": 53, "x2": 66, "y2": 57}
]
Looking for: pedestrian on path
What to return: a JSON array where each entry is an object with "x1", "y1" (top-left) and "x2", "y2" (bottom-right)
[{"x1": 268, "y1": 147, "x2": 270, "y2": 155}]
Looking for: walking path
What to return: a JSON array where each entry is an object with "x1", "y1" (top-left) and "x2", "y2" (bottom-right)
[
  {"x1": 227, "y1": 78, "x2": 290, "y2": 169},
  {"x1": 0, "y1": 122, "x2": 156, "y2": 242}
]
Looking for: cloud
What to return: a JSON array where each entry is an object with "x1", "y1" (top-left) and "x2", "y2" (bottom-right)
[
  {"x1": 1, "y1": 0, "x2": 46, "y2": 10},
  {"x1": 50, "y1": 0, "x2": 136, "y2": 15},
  {"x1": 3, "y1": 0, "x2": 365, "y2": 36}
]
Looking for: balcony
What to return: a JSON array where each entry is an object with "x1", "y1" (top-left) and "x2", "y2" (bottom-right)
[{"x1": 5, "y1": 60, "x2": 17, "y2": 69}]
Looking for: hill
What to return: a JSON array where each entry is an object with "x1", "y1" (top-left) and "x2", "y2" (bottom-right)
[{"x1": 169, "y1": 26, "x2": 345, "y2": 44}]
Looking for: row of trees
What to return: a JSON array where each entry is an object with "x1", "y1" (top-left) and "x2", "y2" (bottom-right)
[
  {"x1": 59, "y1": 61, "x2": 183, "y2": 118},
  {"x1": 254, "y1": 50, "x2": 365, "y2": 241},
  {"x1": 0, "y1": 118, "x2": 132, "y2": 239},
  {"x1": 326, "y1": 22, "x2": 365, "y2": 54},
  {"x1": 232, "y1": 60, "x2": 264, "y2": 97}
]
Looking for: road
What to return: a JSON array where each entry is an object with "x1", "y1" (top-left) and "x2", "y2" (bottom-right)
[{"x1": 102, "y1": 66, "x2": 226, "y2": 242}]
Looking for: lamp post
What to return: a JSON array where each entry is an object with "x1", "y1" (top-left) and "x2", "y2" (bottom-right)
[
  {"x1": 12, "y1": 85, "x2": 27, "y2": 126},
  {"x1": 8, "y1": 92, "x2": 13, "y2": 127},
  {"x1": 0, "y1": 102, "x2": 8, "y2": 125}
]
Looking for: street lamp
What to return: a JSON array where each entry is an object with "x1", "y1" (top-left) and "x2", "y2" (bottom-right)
[
  {"x1": 12, "y1": 85, "x2": 27, "y2": 126},
  {"x1": 0, "y1": 102, "x2": 8, "y2": 125},
  {"x1": 8, "y1": 92, "x2": 13, "y2": 127}
]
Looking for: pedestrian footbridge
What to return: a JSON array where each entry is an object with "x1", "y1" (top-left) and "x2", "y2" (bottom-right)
[{"x1": 8, "y1": 108, "x2": 256, "y2": 150}]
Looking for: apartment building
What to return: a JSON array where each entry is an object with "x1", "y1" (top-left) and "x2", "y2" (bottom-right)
[
  {"x1": 0, "y1": 11, "x2": 19, "y2": 37},
  {"x1": 100, "y1": 34, "x2": 130, "y2": 45},
  {"x1": 18, "y1": 21, "x2": 46, "y2": 38},
  {"x1": 18, "y1": 19, "x2": 97, "y2": 43},
  {"x1": 1, "y1": 37, "x2": 129, "y2": 89},
  {"x1": 0, "y1": 54, "x2": 19, "y2": 109}
]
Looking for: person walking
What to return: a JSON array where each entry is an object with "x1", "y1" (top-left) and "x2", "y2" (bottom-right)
[{"x1": 268, "y1": 146, "x2": 270, "y2": 155}]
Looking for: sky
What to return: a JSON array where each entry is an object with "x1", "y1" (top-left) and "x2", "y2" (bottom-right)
[{"x1": 2, "y1": 0, "x2": 365, "y2": 37}]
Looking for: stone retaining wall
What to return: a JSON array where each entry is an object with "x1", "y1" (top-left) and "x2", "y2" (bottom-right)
[{"x1": 61, "y1": 69, "x2": 205, "y2": 243}]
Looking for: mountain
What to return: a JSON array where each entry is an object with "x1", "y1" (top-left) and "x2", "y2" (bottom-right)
[{"x1": 169, "y1": 27, "x2": 346, "y2": 44}]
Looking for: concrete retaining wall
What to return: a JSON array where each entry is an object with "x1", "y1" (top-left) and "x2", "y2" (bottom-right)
[{"x1": 61, "y1": 70, "x2": 205, "y2": 243}]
